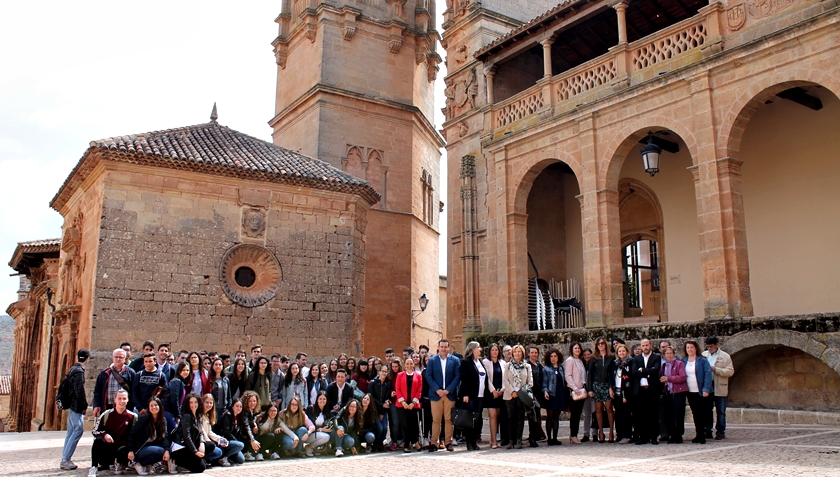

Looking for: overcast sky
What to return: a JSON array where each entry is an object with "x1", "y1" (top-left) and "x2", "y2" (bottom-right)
[{"x1": 0, "y1": 1, "x2": 448, "y2": 309}]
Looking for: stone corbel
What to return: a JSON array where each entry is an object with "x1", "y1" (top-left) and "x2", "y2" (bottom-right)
[
  {"x1": 272, "y1": 37, "x2": 289, "y2": 69},
  {"x1": 387, "y1": 22, "x2": 406, "y2": 53},
  {"x1": 343, "y1": 9, "x2": 361, "y2": 41},
  {"x1": 426, "y1": 52, "x2": 442, "y2": 82},
  {"x1": 305, "y1": 23, "x2": 317, "y2": 43},
  {"x1": 386, "y1": 0, "x2": 408, "y2": 21},
  {"x1": 415, "y1": 35, "x2": 431, "y2": 64}
]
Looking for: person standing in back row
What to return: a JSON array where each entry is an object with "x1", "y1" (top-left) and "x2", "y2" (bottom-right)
[
  {"x1": 631, "y1": 338, "x2": 662, "y2": 445},
  {"x1": 60, "y1": 349, "x2": 90, "y2": 471}
]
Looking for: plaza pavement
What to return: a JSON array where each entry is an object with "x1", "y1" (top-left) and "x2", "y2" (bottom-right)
[{"x1": 1, "y1": 422, "x2": 838, "y2": 477}]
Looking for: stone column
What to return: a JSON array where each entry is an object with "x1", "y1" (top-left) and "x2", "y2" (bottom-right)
[
  {"x1": 541, "y1": 39, "x2": 554, "y2": 78},
  {"x1": 485, "y1": 68, "x2": 496, "y2": 104},
  {"x1": 460, "y1": 155, "x2": 481, "y2": 336},
  {"x1": 614, "y1": 2, "x2": 629, "y2": 44},
  {"x1": 689, "y1": 75, "x2": 753, "y2": 318},
  {"x1": 580, "y1": 115, "x2": 624, "y2": 327}
]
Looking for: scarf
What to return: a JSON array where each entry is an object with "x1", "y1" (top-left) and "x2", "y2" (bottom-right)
[{"x1": 510, "y1": 360, "x2": 526, "y2": 389}]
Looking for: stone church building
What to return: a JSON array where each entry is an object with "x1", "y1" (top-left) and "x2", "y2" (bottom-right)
[{"x1": 6, "y1": 0, "x2": 443, "y2": 431}]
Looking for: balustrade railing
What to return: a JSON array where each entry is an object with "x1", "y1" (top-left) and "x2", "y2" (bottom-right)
[
  {"x1": 555, "y1": 56, "x2": 617, "y2": 101},
  {"x1": 495, "y1": 89, "x2": 545, "y2": 128},
  {"x1": 630, "y1": 16, "x2": 708, "y2": 70}
]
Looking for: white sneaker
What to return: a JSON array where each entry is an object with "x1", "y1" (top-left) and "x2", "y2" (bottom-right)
[
  {"x1": 167, "y1": 459, "x2": 178, "y2": 474},
  {"x1": 244, "y1": 452, "x2": 255, "y2": 462},
  {"x1": 60, "y1": 460, "x2": 78, "y2": 470},
  {"x1": 270, "y1": 452, "x2": 281, "y2": 460},
  {"x1": 335, "y1": 448, "x2": 344, "y2": 457},
  {"x1": 423, "y1": 437, "x2": 430, "y2": 447},
  {"x1": 134, "y1": 463, "x2": 149, "y2": 475},
  {"x1": 114, "y1": 463, "x2": 125, "y2": 475},
  {"x1": 218, "y1": 457, "x2": 231, "y2": 467},
  {"x1": 255, "y1": 453, "x2": 264, "y2": 461},
  {"x1": 305, "y1": 446, "x2": 314, "y2": 457},
  {"x1": 87, "y1": 467, "x2": 97, "y2": 477}
]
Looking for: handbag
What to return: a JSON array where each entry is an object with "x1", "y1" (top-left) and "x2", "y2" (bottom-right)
[
  {"x1": 518, "y1": 384, "x2": 535, "y2": 410},
  {"x1": 571, "y1": 387, "x2": 587, "y2": 401},
  {"x1": 452, "y1": 407, "x2": 476, "y2": 429}
]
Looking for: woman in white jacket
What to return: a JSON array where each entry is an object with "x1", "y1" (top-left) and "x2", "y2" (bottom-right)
[
  {"x1": 502, "y1": 345, "x2": 533, "y2": 450},
  {"x1": 482, "y1": 343, "x2": 507, "y2": 448}
]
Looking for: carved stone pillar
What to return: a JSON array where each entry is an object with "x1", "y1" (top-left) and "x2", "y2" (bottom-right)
[
  {"x1": 460, "y1": 155, "x2": 481, "y2": 335},
  {"x1": 485, "y1": 69, "x2": 496, "y2": 104},
  {"x1": 614, "y1": 2, "x2": 629, "y2": 44},
  {"x1": 541, "y1": 39, "x2": 554, "y2": 78}
]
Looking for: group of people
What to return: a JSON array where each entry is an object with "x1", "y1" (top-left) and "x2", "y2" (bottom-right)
[{"x1": 57, "y1": 336, "x2": 733, "y2": 475}]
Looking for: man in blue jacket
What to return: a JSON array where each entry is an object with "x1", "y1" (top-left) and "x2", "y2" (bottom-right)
[{"x1": 425, "y1": 339, "x2": 460, "y2": 452}]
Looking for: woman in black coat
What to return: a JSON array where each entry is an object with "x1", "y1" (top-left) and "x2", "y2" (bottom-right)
[
  {"x1": 127, "y1": 397, "x2": 171, "y2": 475},
  {"x1": 171, "y1": 393, "x2": 216, "y2": 473},
  {"x1": 367, "y1": 366, "x2": 392, "y2": 451},
  {"x1": 458, "y1": 341, "x2": 489, "y2": 451}
]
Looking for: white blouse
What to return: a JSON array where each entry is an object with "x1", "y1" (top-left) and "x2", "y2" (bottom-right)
[{"x1": 685, "y1": 360, "x2": 699, "y2": 392}]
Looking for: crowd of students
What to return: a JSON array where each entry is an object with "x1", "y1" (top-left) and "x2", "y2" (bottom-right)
[{"x1": 58, "y1": 336, "x2": 734, "y2": 475}]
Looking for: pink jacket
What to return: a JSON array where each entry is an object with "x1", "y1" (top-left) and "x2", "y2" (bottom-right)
[{"x1": 660, "y1": 359, "x2": 688, "y2": 394}]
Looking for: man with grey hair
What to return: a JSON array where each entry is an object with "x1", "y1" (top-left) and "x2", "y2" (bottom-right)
[{"x1": 92, "y1": 348, "x2": 136, "y2": 417}]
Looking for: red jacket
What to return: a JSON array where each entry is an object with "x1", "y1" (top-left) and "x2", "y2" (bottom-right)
[{"x1": 394, "y1": 371, "x2": 423, "y2": 409}]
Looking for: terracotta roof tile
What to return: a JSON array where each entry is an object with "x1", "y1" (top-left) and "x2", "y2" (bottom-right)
[
  {"x1": 475, "y1": 0, "x2": 579, "y2": 60},
  {"x1": 51, "y1": 121, "x2": 380, "y2": 211},
  {"x1": 8, "y1": 238, "x2": 61, "y2": 271}
]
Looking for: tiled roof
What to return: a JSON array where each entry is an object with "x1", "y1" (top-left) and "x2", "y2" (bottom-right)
[
  {"x1": 51, "y1": 121, "x2": 380, "y2": 211},
  {"x1": 475, "y1": 0, "x2": 579, "y2": 60},
  {"x1": 8, "y1": 238, "x2": 61, "y2": 271},
  {"x1": 0, "y1": 375, "x2": 10, "y2": 395}
]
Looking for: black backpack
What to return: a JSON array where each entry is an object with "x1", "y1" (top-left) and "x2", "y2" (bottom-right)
[{"x1": 55, "y1": 367, "x2": 78, "y2": 411}]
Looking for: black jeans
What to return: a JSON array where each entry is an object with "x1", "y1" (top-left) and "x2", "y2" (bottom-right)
[
  {"x1": 398, "y1": 408, "x2": 420, "y2": 448},
  {"x1": 172, "y1": 441, "x2": 216, "y2": 473},
  {"x1": 663, "y1": 392, "x2": 686, "y2": 439},
  {"x1": 613, "y1": 395, "x2": 632, "y2": 440},
  {"x1": 505, "y1": 399, "x2": 526, "y2": 443},
  {"x1": 633, "y1": 387, "x2": 659, "y2": 443},
  {"x1": 686, "y1": 393, "x2": 706, "y2": 439},
  {"x1": 462, "y1": 397, "x2": 484, "y2": 445},
  {"x1": 91, "y1": 439, "x2": 128, "y2": 468},
  {"x1": 569, "y1": 397, "x2": 585, "y2": 437}
]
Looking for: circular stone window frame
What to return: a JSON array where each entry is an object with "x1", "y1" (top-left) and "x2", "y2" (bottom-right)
[{"x1": 220, "y1": 244, "x2": 282, "y2": 307}]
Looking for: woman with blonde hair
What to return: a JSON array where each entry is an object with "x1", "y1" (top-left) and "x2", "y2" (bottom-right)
[
  {"x1": 503, "y1": 344, "x2": 533, "y2": 449},
  {"x1": 199, "y1": 394, "x2": 241, "y2": 466},
  {"x1": 612, "y1": 343, "x2": 634, "y2": 444},
  {"x1": 565, "y1": 341, "x2": 586, "y2": 444}
]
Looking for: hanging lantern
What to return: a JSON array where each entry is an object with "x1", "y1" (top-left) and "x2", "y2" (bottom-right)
[{"x1": 641, "y1": 132, "x2": 662, "y2": 177}]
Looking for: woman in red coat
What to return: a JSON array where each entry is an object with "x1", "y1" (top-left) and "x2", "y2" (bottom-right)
[{"x1": 394, "y1": 358, "x2": 423, "y2": 452}]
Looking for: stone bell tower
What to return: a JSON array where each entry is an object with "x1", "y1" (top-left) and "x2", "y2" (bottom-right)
[{"x1": 269, "y1": 0, "x2": 445, "y2": 353}]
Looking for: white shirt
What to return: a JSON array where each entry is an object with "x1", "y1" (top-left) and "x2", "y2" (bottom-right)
[
  {"x1": 706, "y1": 351, "x2": 719, "y2": 368},
  {"x1": 641, "y1": 352, "x2": 651, "y2": 387},
  {"x1": 439, "y1": 355, "x2": 448, "y2": 389},
  {"x1": 336, "y1": 384, "x2": 346, "y2": 407},
  {"x1": 686, "y1": 360, "x2": 699, "y2": 392},
  {"x1": 301, "y1": 366, "x2": 310, "y2": 379},
  {"x1": 192, "y1": 370, "x2": 203, "y2": 392},
  {"x1": 474, "y1": 360, "x2": 486, "y2": 397}
]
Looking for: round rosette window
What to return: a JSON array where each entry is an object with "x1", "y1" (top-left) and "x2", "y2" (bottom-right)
[{"x1": 220, "y1": 244, "x2": 282, "y2": 307}]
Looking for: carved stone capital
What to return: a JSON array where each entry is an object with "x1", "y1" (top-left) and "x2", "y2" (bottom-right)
[
  {"x1": 460, "y1": 155, "x2": 476, "y2": 178},
  {"x1": 716, "y1": 157, "x2": 743, "y2": 176}
]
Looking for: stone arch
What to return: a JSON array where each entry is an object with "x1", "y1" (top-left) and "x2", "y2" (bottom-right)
[
  {"x1": 366, "y1": 149, "x2": 383, "y2": 194},
  {"x1": 344, "y1": 146, "x2": 364, "y2": 179},
  {"x1": 601, "y1": 121, "x2": 698, "y2": 191},
  {"x1": 513, "y1": 156, "x2": 581, "y2": 216},
  {"x1": 722, "y1": 329, "x2": 840, "y2": 377},
  {"x1": 720, "y1": 73, "x2": 840, "y2": 160}
]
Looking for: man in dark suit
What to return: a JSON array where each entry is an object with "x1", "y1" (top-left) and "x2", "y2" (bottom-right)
[
  {"x1": 326, "y1": 369, "x2": 354, "y2": 415},
  {"x1": 632, "y1": 338, "x2": 662, "y2": 445},
  {"x1": 426, "y1": 339, "x2": 460, "y2": 452}
]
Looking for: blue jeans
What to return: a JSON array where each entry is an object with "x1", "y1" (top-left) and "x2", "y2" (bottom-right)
[
  {"x1": 704, "y1": 394, "x2": 727, "y2": 435},
  {"x1": 219, "y1": 439, "x2": 244, "y2": 461},
  {"x1": 62, "y1": 410, "x2": 85, "y2": 462},
  {"x1": 333, "y1": 426, "x2": 355, "y2": 450},
  {"x1": 280, "y1": 427, "x2": 308, "y2": 453},
  {"x1": 375, "y1": 414, "x2": 388, "y2": 446},
  {"x1": 205, "y1": 441, "x2": 223, "y2": 461},
  {"x1": 134, "y1": 446, "x2": 166, "y2": 466}
]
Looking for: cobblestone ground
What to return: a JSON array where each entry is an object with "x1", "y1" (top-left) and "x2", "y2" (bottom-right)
[{"x1": 2, "y1": 423, "x2": 838, "y2": 477}]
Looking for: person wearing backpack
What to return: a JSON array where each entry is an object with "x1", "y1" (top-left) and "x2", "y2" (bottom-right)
[{"x1": 60, "y1": 348, "x2": 90, "y2": 471}]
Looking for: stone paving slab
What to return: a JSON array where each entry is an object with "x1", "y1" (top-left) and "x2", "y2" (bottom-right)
[{"x1": 1, "y1": 424, "x2": 837, "y2": 477}]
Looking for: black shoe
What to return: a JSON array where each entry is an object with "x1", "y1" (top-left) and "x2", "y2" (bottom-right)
[
  {"x1": 500, "y1": 439, "x2": 510, "y2": 447},
  {"x1": 536, "y1": 436, "x2": 547, "y2": 442},
  {"x1": 446, "y1": 444, "x2": 454, "y2": 452},
  {"x1": 529, "y1": 439, "x2": 538, "y2": 448},
  {"x1": 581, "y1": 435, "x2": 590, "y2": 443},
  {"x1": 635, "y1": 440, "x2": 647, "y2": 445},
  {"x1": 692, "y1": 437, "x2": 706, "y2": 444},
  {"x1": 428, "y1": 445, "x2": 438, "y2": 452},
  {"x1": 650, "y1": 439, "x2": 659, "y2": 445},
  {"x1": 704, "y1": 430, "x2": 713, "y2": 439},
  {"x1": 715, "y1": 433, "x2": 725, "y2": 440},
  {"x1": 659, "y1": 436, "x2": 669, "y2": 442}
]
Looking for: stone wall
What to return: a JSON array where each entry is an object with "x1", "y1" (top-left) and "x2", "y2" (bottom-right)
[{"x1": 89, "y1": 165, "x2": 370, "y2": 364}]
